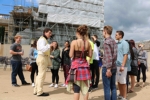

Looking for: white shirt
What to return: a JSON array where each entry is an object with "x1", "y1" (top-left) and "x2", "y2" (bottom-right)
[
  {"x1": 37, "y1": 38, "x2": 50, "y2": 55},
  {"x1": 93, "y1": 44, "x2": 99, "y2": 60}
]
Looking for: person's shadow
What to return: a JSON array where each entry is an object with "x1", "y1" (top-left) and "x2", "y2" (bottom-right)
[
  {"x1": 127, "y1": 82, "x2": 150, "y2": 100},
  {"x1": 89, "y1": 95, "x2": 104, "y2": 100}
]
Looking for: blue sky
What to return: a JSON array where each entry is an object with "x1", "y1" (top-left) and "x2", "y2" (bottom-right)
[{"x1": 0, "y1": 0, "x2": 38, "y2": 14}]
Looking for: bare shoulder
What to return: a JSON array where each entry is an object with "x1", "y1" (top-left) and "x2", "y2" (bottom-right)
[{"x1": 71, "y1": 40, "x2": 76, "y2": 44}]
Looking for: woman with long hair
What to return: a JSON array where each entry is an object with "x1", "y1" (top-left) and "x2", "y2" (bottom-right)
[
  {"x1": 128, "y1": 40, "x2": 138, "y2": 93},
  {"x1": 49, "y1": 41, "x2": 61, "y2": 88},
  {"x1": 29, "y1": 40, "x2": 38, "y2": 87},
  {"x1": 66, "y1": 25, "x2": 92, "y2": 100},
  {"x1": 135, "y1": 44, "x2": 148, "y2": 87},
  {"x1": 61, "y1": 41, "x2": 71, "y2": 87}
]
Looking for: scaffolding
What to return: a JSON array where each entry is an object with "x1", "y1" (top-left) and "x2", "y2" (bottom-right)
[{"x1": 7, "y1": 0, "x2": 104, "y2": 47}]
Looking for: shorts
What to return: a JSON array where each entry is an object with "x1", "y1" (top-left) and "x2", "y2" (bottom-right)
[
  {"x1": 73, "y1": 83, "x2": 80, "y2": 93},
  {"x1": 116, "y1": 67, "x2": 127, "y2": 84}
]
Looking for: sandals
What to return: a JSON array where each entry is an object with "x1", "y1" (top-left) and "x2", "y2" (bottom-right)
[
  {"x1": 140, "y1": 83, "x2": 145, "y2": 88},
  {"x1": 128, "y1": 90, "x2": 134, "y2": 93},
  {"x1": 135, "y1": 84, "x2": 140, "y2": 87}
]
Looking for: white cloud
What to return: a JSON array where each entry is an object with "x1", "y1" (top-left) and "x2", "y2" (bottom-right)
[
  {"x1": 25, "y1": 0, "x2": 38, "y2": 4},
  {"x1": 105, "y1": 0, "x2": 150, "y2": 41}
]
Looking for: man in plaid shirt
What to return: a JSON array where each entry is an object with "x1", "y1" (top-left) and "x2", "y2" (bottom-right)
[{"x1": 102, "y1": 25, "x2": 117, "y2": 100}]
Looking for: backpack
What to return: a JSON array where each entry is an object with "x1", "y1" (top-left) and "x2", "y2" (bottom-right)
[{"x1": 33, "y1": 49, "x2": 38, "y2": 59}]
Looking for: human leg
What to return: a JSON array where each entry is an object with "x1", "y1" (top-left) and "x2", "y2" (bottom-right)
[
  {"x1": 35, "y1": 62, "x2": 38, "y2": 76},
  {"x1": 51, "y1": 69, "x2": 55, "y2": 83},
  {"x1": 55, "y1": 69, "x2": 59, "y2": 84},
  {"x1": 31, "y1": 62, "x2": 36, "y2": 83},
  {"x1": 102, "y1": 67, "x2": 111, "y2": 100},
  {"x1": 136, "y1": 65, "x2": 141, "y2": 87},
  {"x1": 73, "y1": 83, "x2": 80, "y2": 100},
  {"x1": 34, "y1": 55, "x2": 48, "y2": 95},
  {"x1": 90, "y1": 63, "x2": 95, "y2": 87},
  {"x1": 11, "y1": 61, "x2": 19, "y2": 85},
  {"x1": 126, "y1": 73, "x2": 129, "y2": 93},
  {"x1": 129, "y1": 75, "x2": 135, "y2": 91},
  {"x1": 94, "y1": 60, "x2": 100, "y2": 87},
  {"x1": 83, "y1": 93, "x2": 89, "y2": 100},
  {"x1": 17, "y1": 61, "x2": 27, "y2": 84},
  {"x1": 118, "y1": 67, "x2": 127, "y2": 99},
  {"x1": 110, "y1": 69, "x2": 117, "y2": 100},
  {"x1": 141, "y1": 63, "x2": 147, "y2": 87}
]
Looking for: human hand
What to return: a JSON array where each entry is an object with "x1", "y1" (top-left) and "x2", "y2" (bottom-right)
[
  {"x1": 91, "y1": 36, "x2": 96, "y2": 41},
  {"x1": 50, "y1": 55, "x2": 54, "y2": 58},
  {"x1": 18, "y1": 52, "x2": 24, "y2": 55},
  {"x1": 120, "y1": 66, "x2": 124, "y2": 72},
  {"x1": 106, "y1": 69, "x2": 112, "y2": 78}
]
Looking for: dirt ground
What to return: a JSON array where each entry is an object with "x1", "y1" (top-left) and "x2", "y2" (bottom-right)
[{"x1": 0, "y1": 66, "x2": 150, "y2": 100}]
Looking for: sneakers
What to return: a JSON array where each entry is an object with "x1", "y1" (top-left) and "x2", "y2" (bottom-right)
[
  {"x1": 61, "y1": 84, "x2": 66, "y2": 87},
  {"x1": 12, "y1": 84, "x2": 20, "y2": 87},
  {"x1": 92, "y1": 85, "x2": 98, "y2": 90},
  {"x1": 117, "y1": 94, "x2": 127, "y2": 100},
  {"x1": 65, "y1": 85, "x2": 68, "y2": 88},
  {"x1": 117, "y1": 94, "x2": 123, "y2": 99},
  {"x1": 37, "y1": 93, "x2": 49, "y2": 96},
  {"x1": 54, "y1": 84, "x2": 58, "y2": 88},
  {"x1": 120, "y1": 98, "x2": 127, "y2": 100},
  {"x1": 32, "y1": 83, "x2": 35, "y2": 87},
  {"x1": 22, "y1": 82, "x2": 30, "y2": 85},
  {"x1": 88, "y1": 87, "x2": 93, "y2": 92},
  {"x1": 49, "y1": 83, "x2": 54, "y2": 87}
]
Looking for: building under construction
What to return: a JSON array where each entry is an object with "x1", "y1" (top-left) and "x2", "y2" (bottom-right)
[{"x1": 2, "y1": 0, "x2": 105, "y2": 47}]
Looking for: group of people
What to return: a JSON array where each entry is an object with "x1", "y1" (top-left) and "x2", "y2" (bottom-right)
[
  {"x1": 102, "y1": 26, "x2": 148, "y2": 100},
  {"x1": 9, "y1": 25, "x2": 148, "y2": 100}
]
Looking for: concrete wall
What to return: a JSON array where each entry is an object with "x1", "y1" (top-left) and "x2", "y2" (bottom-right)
[
  {"x1": 0, "y1": 44, "x2": 150, "y2": 67},
  {"x1": 0, "y1": 44, "x2": 31, "y2": 57}
]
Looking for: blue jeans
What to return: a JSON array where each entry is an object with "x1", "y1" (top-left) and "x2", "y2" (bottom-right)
[
  {"x1": 11, "y1": 61, "x2": 26, "y2": 84},
  {"x1": 102, "y1": 67, "x2": 117, "y2": 100}
]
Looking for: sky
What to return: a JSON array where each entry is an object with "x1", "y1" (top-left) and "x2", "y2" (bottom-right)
[{"x1": 0, "y1": 0, "x2": 150, "y2": 42}]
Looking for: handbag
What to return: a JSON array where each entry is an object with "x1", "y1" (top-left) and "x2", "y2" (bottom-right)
[
  {"x1": 68, "y1": 69, "x2": 77, "y2": 82},
  {"x1": 26, "y1": 64, "x2": 32, "y2": 72}
]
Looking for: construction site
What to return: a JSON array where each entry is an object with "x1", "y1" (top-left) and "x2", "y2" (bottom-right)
[
  {"x1": 0, "y1": 0, "x2": 150, "y2": 53},
  {"x1": 0, "y1": 0, "x2": 104, "y2": 46}
]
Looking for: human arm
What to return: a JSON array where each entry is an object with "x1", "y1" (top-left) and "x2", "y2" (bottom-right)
[
  {"x1": 50, "y1": 49, "x2": 60, "y2": 59},
  {"x1": 29, "y1": 48, "x2": 36, "y2": 60},
  {"x1": 104, "y1": 44, "x2": 113, "y2": 69},
  {"x1": 120, "y1": 41, "x2": 129, "y2": 72},
  {"x1": 9, "y1": 44, "x2": 23, "y2": 55},
  {"x1": 61, "y1": 49, "x2": 64, "y2": 66},
  {"x1": 37, "y1": 38, "x2": 51, "y2": 53},
  {"x1": 91, "y1": 36, "x2": 100, "y2": 47},
  {"x1": 138, "y1": 51, "x2": 147, "y2": 60},
  {"x1": 95, "y1": 40, "x2": 100, "y2": 47},
  {"x1": 69, "y1": 41, "x2": 75, "y2": 58},
  {"x1": 87, "y1": 42, "x2": 92, "y2": 58}
]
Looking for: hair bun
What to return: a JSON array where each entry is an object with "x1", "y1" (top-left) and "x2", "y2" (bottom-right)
[{"x1": 77, "y1": 25, "x2": 88, "y2": 36}]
